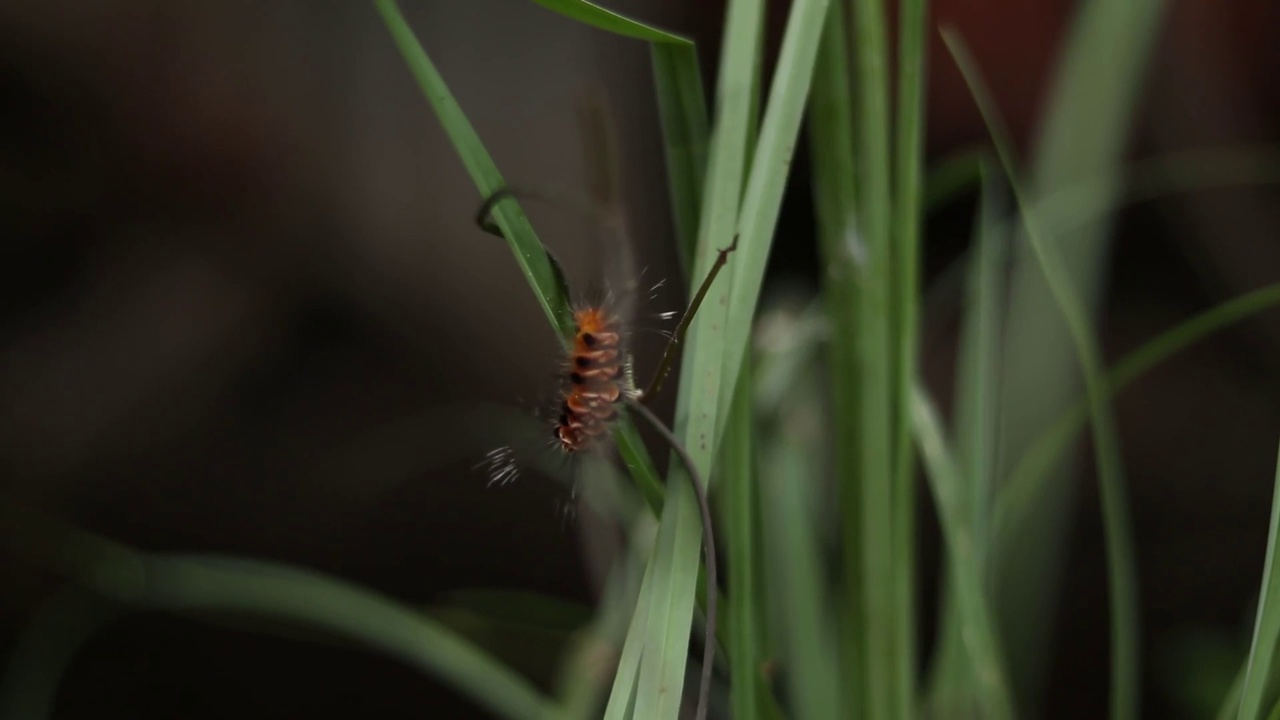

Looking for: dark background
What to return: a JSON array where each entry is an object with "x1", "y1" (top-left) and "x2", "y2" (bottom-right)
[{"x1": 1, "y1": 0, "x2": 1278, "y2": 717}]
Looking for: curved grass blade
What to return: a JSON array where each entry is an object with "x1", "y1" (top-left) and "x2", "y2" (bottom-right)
[
  {"x1": 1237, "y1": 437, "x2": 1280, "y2": 720},
  {"x1": 987, "y1": 0, "x2": 1167, "y2": 709},
  {"x1": 953, "y1": 157, "x2": 1006, "y2": 574},
  {"x1": 997, "y1": 281, "x2": 1280, "y2": 546},
  {"x1": 939, "y1": 144, "x2": 1280, "y2": 560},
  {"x1": 942, "y1": 28, "x2": 1140, "y2": 720},
  {"x1": 926, "y1": 155, "x2": 1009, "y2": 715},
  {"x1": 144, "y1": 555, "x2": 556, "y2": 720},
  {"x1": 529, "y1": 0, "x2": 691, "y2": 45},
  {"x1": 911, "y1": 384, "x2": 1015, "y2": 720},
  {"x1": 3, "y1": 510, "x2": 556, "y2": 720}
]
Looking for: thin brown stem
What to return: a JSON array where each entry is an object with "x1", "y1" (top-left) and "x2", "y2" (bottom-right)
[
  {"x1": 623, "y1": 397, "x2": 718, "y2": 720},
  {"x1": 640, "y1": 234, "x2": 740, "y2": 403}
]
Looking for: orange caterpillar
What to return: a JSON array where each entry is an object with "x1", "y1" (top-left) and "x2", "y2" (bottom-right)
[{"x1": 554, "y1": 305, "x2": 631, "y2": 453}]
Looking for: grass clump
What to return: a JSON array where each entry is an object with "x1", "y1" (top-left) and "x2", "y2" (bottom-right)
[{"x1": 7, "y1": 3, "x2": 1280, "y2": 720}]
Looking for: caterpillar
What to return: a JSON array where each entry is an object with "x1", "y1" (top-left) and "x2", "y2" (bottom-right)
[{"x1": 554, "y1": 305, "x2": 629, "y2": 454}]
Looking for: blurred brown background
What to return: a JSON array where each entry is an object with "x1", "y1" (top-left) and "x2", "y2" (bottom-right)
[{"x1": 0, "y1": 0, "x2": 1277, "y2": 717}]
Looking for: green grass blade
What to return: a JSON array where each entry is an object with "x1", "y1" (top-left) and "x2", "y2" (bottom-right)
[
  {"x1": 715, "y1": 0, "x2": 830, "y2": 442},
  {"x1": 17, "y1": 513, "x2": 556, "y2": 720},
  {"x1": 943, "y1": 28, "x2": 1140, "y2": 720},
  {"x1": 998, "y1": 282, "x2": 1280, "y2": 546},
  {"x1": 966, "y1": 145, "x2": 1280, "y2": 556},
  {"x1": 891, "y1": 0, "x2": 928, "y2": 710},
  {"x1": 724, "y1": 355, "x2": 762, "y2": 720},
  {"x1": 146, "y1": 556, "x2": 557, "y2": 720},
  {"x1": 1106, "y1": 288, "x2": 1280, "y2": 396},
  {"x1": 1218, "y1": 662, "x2": 1248, "y2": 720},
  {"x1": 374, "y1": 0, "x2": 573, "y2": 338},
  {"x1": 805, "y1": 0, "x2": 858, "y2": 410},
  {"x1": 602, "y1": 543, "x2": 659, "y2": 720},
  {"x1": 849, "y1": 0, "x2": 900, "y2": 714},
  {"x1": 954, "y1": 157, "x2": 1006, "y2": 576},
  {"x1": 715, "y1": 4, "x2": 767, "y2": 677},
  {"x1": 726, "y1": 303, "x2": 822, "y2": 720},
  {"x1": 760, "y1": 373, "x2": 843, "y2": 719},
  {"x1": 629, "y1": 0, "x2": 830, "y2": 714},
  {"x1": 686, "y1": 6, "x2": 835, "y2": 701},
  {"x1": 1237, "y1": 437, "x2": 1280, "y2": 720},
  {"x1": 529, "y1": 0, "x2": 691, "y2": 44},
  {"x1": 926, "y1": 154, "x2": 1008, "y2": 714},
  {"x1": 628, "y1": 0, "x2": 767, "y2": 714},
  {"x1": 615, "y1": 417, "x2": 668, "y2": 513},
  {"x1": 805, "y1": 4, "x2": 863, "y2": 712},
  {"x1": 911, "y1": 384, "x2": 1015, "y2": 720},
  {"x1": 1029, "y1": 0, "x2": 1168, "y2": 198},
  {"x1": 744, "y1": 305, "x2": 822, "y2": 720},
  {"x1": 630, "y1": 476, "x2": 697, "y2": 720},
  {"x1": 744, "y1": 4, "x2": 765, "y2": 177},
  {"x1": 988, "y1": 0, "x2": 1166, "y2": 708}
]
